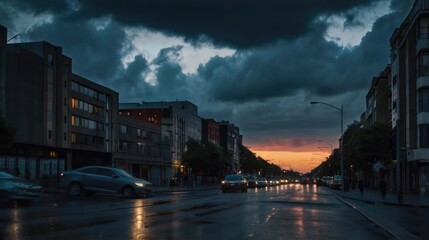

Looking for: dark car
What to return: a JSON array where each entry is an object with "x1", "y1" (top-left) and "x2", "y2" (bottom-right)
[
  {"x1": 331, "y1": 175, "x2": 342, "y2": 190},
  {"x1": 267, "y1": 176, "x2": 280, "y2": 186},
  {"x1": 221, "y1": 174, "x2": 248, "y2": 193},
  {"x1": 246, "y1": 176, "x2": 258, "y2": 188},
  {"x1": 256, "y1": 177, "x2": 268, "y2": 188},
  {"x1": 58, "y1": 166, "x2": 152, "y2": 198},
  {"x1": 0, "y1": 171, "x2": 43, "y2": 201}
]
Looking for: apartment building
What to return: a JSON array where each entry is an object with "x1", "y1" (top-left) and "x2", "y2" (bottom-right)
[
  {"x1": 390, "y1": 0, "x2": 429, "y2": 193},
  {"x1": 70, "y1": 74, "x2": 118, "y2": 168},
  {"x1": 201, "y1": 118, "x2": 220, "y2": 145},
  {"x1": 0, "y1": 26, "x2": 118, "y2": 179},
  {"x1": 219, "y1": 121, "x2": 242, "y2": 173},
  {"x1": 363, "y1": 66, "x2": 391, "y2": 128},
  {"x1": 119, "y1": 101, "x2": 201, "y2": 176},
  {"x1": 114, "y1": 114, "x2": 171, "y2": 186}
]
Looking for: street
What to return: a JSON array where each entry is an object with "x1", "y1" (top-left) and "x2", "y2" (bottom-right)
[{"x1": 0, "y1": 184, "x2": 422, "y2": 240}]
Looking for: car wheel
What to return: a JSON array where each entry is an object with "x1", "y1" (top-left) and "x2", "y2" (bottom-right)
[
  {"x1": 122, "y1": 186, "x2": 134, "y2": 198},
  {"x1": 69, "y1": 182, "x2": 82, "y2": 196}
]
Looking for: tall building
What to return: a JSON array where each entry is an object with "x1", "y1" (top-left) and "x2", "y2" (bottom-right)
[
  {"x1": 115, "y1": 115, "x2": 170, "y2": 186},
  {"x1": 201, "y1": 118, "x2": 220, "y2": 145},
  {"x1": 119, "y1": 101, "x2": 201, "y2": 176},
  {"x1": 363, "y1": 65, "x2": 391, "y2": 128},
  {"x1": 219, "y1": 121, "x2": 242, "y2": 173},
  {"x1": 70, "y1": 74, "x2": 118, "y2": 168},
  {"x1": 0, "y1": 26, "x2": 119, "y2": 178},
  {"x1": 390, "y1": 0, "x2": 429, "y2": 193}
]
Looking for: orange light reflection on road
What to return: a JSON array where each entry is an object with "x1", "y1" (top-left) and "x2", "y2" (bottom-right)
[{"x1": 130, "y1": 200, "x2": 148, "y2": 239}]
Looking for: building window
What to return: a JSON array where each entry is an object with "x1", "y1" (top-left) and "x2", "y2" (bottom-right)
[
  {"x1": 420, "y1": 124, "x2": 429, "y2": 148},
  {"x1": 48, "y1": 54, "x2": 54, "y2": 67},
  {"x1": 419, "y1": 88, "x2": 429, "y2": 112},
  {"x1": 418, "y1": 17, "x2": 429, "y2": 39},
  {"x1": 48, "y1": 130, "x2": 52, "y2": 139},
  {"x1": 418, "y1": 53, "x2": 429, "y2": 76},
  {"x1": 120, "y1": 125, "x2": 127, "y2": 134}
]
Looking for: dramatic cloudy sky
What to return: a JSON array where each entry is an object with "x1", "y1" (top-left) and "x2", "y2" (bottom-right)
[{"x1": 0, "y1": 0, "x2": 414, "y2": 172}]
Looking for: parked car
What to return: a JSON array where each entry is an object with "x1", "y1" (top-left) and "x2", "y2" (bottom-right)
[
  {"x1": 221, "y1": 174, "x2": 248, "y2": 193},
  {"x1": 256, "y1": 177, "x2": 268, "y2": 188},
  {"x1": 0, "y1": 171, "x2": 43, "y2": 201},
  {"x1": 246, "y1": 176, "x2": 258, "y2": 188},
  {"x1": 58, "y1": 166, "x2": 153, "y2": 198}
]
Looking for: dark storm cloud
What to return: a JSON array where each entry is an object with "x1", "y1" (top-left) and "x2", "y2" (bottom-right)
[
  {"x1": 112, "y1": 55, "x2": 152, "y2": 101},
  {"x1": 9, "y1": 0, "x2": 384, "y2": 49},
  {"x1": 24, "y1": 17, "x2": 126, "y2": 82}
]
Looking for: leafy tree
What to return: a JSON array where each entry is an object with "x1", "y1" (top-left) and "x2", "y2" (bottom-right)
[
  {"x1": 205, "y1": 141, "x2": 229, "y2": 177},
  {"x1": 182, "y1": 139, "x2": 210, "y2": 175}
]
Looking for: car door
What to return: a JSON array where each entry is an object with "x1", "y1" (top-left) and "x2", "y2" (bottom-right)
[
  {"x1": 95, "y1": 168, "x2": 123, "y2": 193},
  {"x1": 79, "y1": 167, "x2": 101, "y2": 192}
]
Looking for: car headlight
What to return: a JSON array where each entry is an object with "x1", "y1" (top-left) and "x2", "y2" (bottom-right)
[{"x1": 135, "y1": 182, "x2": 145, "y2": 187}]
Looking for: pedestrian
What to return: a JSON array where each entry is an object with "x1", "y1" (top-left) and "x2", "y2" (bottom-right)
[
  {"x1": 379, "y1": 179, "x2": 387, "y2": 199},
  {"x1": 358, "y1": 180, "x2": 364, "y2": 199}
]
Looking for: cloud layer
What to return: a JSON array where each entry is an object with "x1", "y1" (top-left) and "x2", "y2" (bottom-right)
[{"x1": 0, "y1": 0, "x2": 414, "y2": 156}]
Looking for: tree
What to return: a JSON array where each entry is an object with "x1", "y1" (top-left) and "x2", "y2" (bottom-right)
[{"x1": 182, "y1": 139, "x2": 210, "y2": 175}]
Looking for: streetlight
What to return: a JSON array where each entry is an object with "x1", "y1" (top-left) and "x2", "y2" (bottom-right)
[
  {"x1": 311, "y1": 101, "x2": 344, "y2": 192},
  {"x1": 318, "y1": 139, "x2": 333, "y2": 153}
]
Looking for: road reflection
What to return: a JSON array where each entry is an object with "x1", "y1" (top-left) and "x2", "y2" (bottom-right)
[
  {"x1": 130, "y1": 200, "x2": 148, "y2": 239},
  {"x1": 7, "y1": 203, "x2": 22, "y2": 240}
]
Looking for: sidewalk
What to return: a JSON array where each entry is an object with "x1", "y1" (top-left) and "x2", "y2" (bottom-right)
[{"x1": 335, "y1": 187, "x2": 429, "y2": 208}]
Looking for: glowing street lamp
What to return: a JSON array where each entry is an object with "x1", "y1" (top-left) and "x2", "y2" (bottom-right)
[{"x1": 311, "y1": 101, "x2": 344, "y2": 192}]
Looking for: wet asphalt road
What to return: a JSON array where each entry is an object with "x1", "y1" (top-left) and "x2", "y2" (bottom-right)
[{"x1": 0, "y1": 184, "x2": 409, "y2": 240}]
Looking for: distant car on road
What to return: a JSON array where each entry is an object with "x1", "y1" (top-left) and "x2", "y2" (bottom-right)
[
  {"x1": 267, "y1": 176, "x2": 281, "y2": 186},
  {"x1": 246, "y1": 176, "x2": 258, "y2": 188},
  {"x1": 58, "y1": 166, "x2": 152, "y2": 198},
  {"x1": 221, "y1": 174, "x2": 248, "y2": 193},
  {"x1": 256, "y1": 177, "x2": 268, "y2": 188},
  {"x1": 0, "y1": 171, "x2": 43, "y2": 201},
  {"x1": 331, "y1": 175, "x2": 342, "y2": 190}
]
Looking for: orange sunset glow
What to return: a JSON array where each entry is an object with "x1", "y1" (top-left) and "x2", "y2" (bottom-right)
[{"x1": 252, "y1": 150, "x2": 330, "y2": 173}]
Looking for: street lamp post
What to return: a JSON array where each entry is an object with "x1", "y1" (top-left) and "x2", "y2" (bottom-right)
[
  {"x1": 311, "y1": 101, "x2": 344, "y2": 192},
  {"x1": 318, "y1": 139, "x2": 333, "y2": 153}
]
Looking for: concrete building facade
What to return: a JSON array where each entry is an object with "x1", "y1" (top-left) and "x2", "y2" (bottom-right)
[{"x1": 390, "y1": 0, "x2": 429, "y2": 193}]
